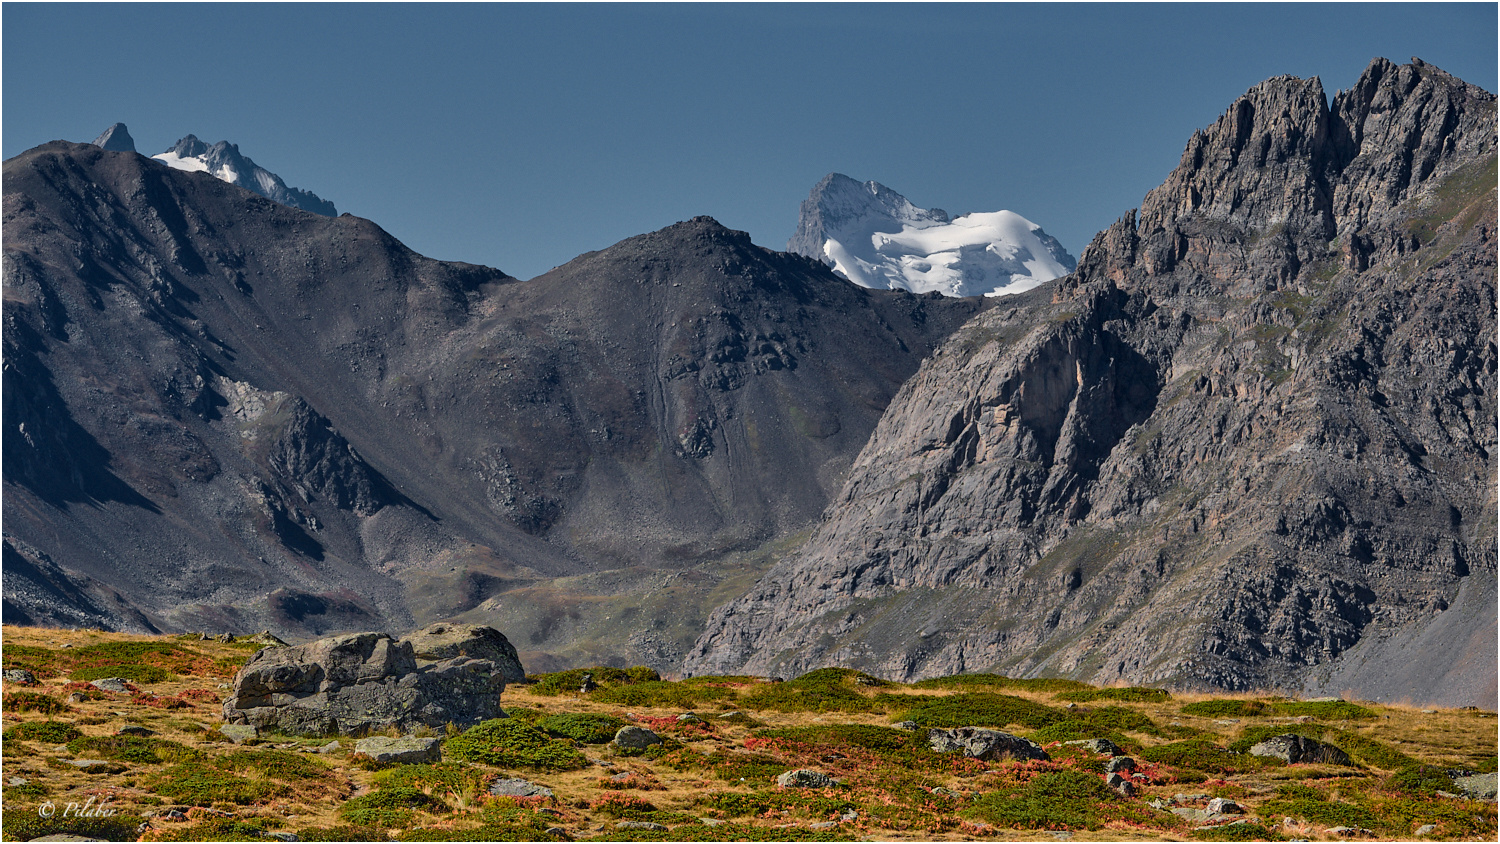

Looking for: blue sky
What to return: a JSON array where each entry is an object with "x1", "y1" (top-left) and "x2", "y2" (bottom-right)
[{"x1": 4, "y1": 3, "x2": 1496, "y2": 280}]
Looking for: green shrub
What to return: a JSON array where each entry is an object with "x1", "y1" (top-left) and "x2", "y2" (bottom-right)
[
  {"x1": 525, "y1": 665, "x2": 657, "y2": 696},
  {"x1": 136, "y1": 816, "x2": 274, "y2": 842},
  {"x1": 1388, "y1": 765, "x2": 1458, "y2": 796},
  {"x1": 2, "y1": 720, "x2": 81, "y2": 743},
  {"x1": 911, "y1": 674, "x2": 1092, "y2": 693},
  {"x1": 65, "y1": 735, "x2": 194, "y2": 764},
  {"x1": 1259, "y1": 796, "x2": 1380, "y2": 830},
  {"x1": 966, "y1": 769, "x2": 1114, "y2": 830},
  {"x1": 1189, "y1": 822, "x2": 1287, "y2": 841},
  {"x1": 1027, "y1": 720, "x2": 1133, "y2": 749},
  {"x1": 593, "y1": 680, "x2": 732, "y2": 709},
  {"x1": 537, "y1": 712, "x2": 630, "y2": 744},
  {"x1": 740, "y1": 681, "x2": 872, "y2": 713},
  {"x1": 1267, "y1": 701, "x2": 1377, "y2": 720},
  {"x1": 893, "y1": 692, "x2": 1064, "y2": 730},
  {"x1": 1137, "y1": 739, "x2": 1258, "y2": 774},
  {"x1": 372, "y1": 761, "x2": 490, "y2": 796},
  {"x1": 147, "y1": 761, "x2": 285, "y2": 805},
  {"x1": 1082, "y1": 705, "x2": 1159, "y2": 734},
  {"x1": 0, "y1": 811, "x2": 148, "y2": 842},
  {"x1": 444, "y1": 718, "x2": 587, "y2": 770},
  {"x1": 338, "y1": 786, "x2": 447, "y2": 827},
  {"x1": 2, "y1": 692, "x2": 68, "y2": 714},
  {"x1": 68, "y1": 663, "x2": 173, "y2": 684},
  {"x1": 755, "y1": 723, "x2": 916, "y2": 753},
  {"x1": 1056, "y1": 687, "x2": 1170, "y2": 703},
  {"x1": 296, "y1": 825, "x2": 391, "y2": 842},
  {"x1": 220, "y1": 748, "x2": 329, "y2": 780},
  {"x1": 1180, "y1": 699, "x2": 1267, "y2": 717}
]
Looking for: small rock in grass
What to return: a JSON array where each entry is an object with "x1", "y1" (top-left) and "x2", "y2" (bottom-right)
[
  {"x1": 1104, "y1": 756, "x2": 1136, "y2": 773},
  {"x1": 116, "y1": 724, "x2": 154, "y2": 737},
  {"x1": 893, "y1": 720, "x2": 921, "y2": 731},
  {"x1": 1327, "y1": 826, "x2": 1374, "y2": 837},
  {"x1": 490, "y1": 777, "x2": 553, "y2": 798},
  {"x1": 1248, "y1": 734, "x2": 1353, "y2": 766},
  {"x1": 89, "y1": 678, "x2": 130, "y2": 694},
  {"x1": 1414, "y1": 824, "x2": 1437, "y2": 836},
  {"x1": 1113, "y1": 779, "x2": 1137, "y2": 797},
  {"x1": 314, "y1": 740, "x2": 341, "y2": 754},
  {"x1": 613, "y1": 725, "x2": 662, "y2": 749},
  {"x1": 928, "y1": 727, "x2": 1048, "y2": 761},
  {"x1": 776, "y1": 769, "x2": 837, "y2": 788},
  {"x1": 219, "y1": 724, "x2": 259, "y2": 744},
  {"x1": 1064, "y1": 738, "x2": 1121, "y2": 756},
  {"x1": 615, "y1": 821, "x2": 667, "y2": 831},
  {"x1": 1207, "y1": 797, "x2": 1243, "y2": 814},
  {"x1": 67, "y1": 693, "x2": 87, "y2": 704},
  {"x1": 839, "y1": 809, "x2": 858, "y2": 821},
  {"x1": 676, "y1": 713, "x2": 704, "y2": 724},
  {"x1": 699, "y1": 818, "x2": 725, "y2": 826},
  {"x1": 3, "y1": 669, "x2": 36, "y2": 685},
  {"x1": 261, "y1": 833, "x2": 299, "y2": 842},
  {"x1": 544, "y1": 828, "x2": 567, "y2": 837},
  {"x1": 1454, "y1": 772, "x2": 1498, "y2": 800},
  {"x1": 809, "y1": 821, "x2": 838, "y2": 830}
]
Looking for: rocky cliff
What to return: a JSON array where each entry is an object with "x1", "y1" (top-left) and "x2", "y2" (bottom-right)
[
  {"x1": 685, "y1": 58, "x2": 1498, "y2": 707},
  {"x1": 2, "y1": 142, "x2": 984, "y2": 669}
]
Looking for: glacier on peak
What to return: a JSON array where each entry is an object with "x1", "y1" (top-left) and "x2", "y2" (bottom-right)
[
  {"x1": 788, "y1": 173, "x2": 1076, "y2": 298},
  {"x1": 149, "y1": 133, "x2": 337, "y2": 217}
]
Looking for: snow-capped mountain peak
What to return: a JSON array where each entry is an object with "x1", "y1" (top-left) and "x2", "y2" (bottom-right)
[
  {"x1": 150, "y1": 133, "x2": 337, "y2": 217},
  {"x1": 788, "y1": 173, "x2": 1075, "y2": 298}
]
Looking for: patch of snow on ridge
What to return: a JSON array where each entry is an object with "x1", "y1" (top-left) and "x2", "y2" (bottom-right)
[
  {"x1": 790, "y1": 173, "x2": 1076, "y2": 298},
  {"x1": 152, "y1": 151, "x2": 210, "y2": 175}
]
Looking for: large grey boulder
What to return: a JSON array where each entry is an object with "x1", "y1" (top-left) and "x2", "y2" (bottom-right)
[
  {"x1": 222, "y1": 630, "x2": 513, "y2": 735},
  {"x1": 399, "y1": 623, "x2": 526, "y2": 683},
  {"x1": 776, "y1": 769, "x2": 838, "y2": 788},
  {"x1": 1247, "y1": 734, "x2": 1353, "y2": 766},
  {"x1": 1454, "y1": 772, "x2": 1498, "y2": 800},
  {"x1": 928, "y1": 727, "x2": 1049, "y2": 762},
  {"x1": 612, "y1": 726, "x2": 662, "y2": 749}
]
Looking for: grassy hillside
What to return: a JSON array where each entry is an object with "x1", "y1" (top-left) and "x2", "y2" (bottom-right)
[{"x1": 1, "y1": 626, "x2": 1494, "y2": 841}]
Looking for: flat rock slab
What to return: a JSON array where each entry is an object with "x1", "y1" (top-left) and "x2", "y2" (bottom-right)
[
  {"x1": 1065, "y1": 738, "x2": 1122, "y2": 756},
  {"x1": 219, "y1": 724, "x2": 260, "y2": 744},
  {"x1": 1455, "y1": 772, "x2": 1498, "y2": 800},
  {"x1": 89, "y1": 678, "x2": 130, "y2": 694},
  {"x1": 353, "y1": 736, "x2": 441, "y2": 764},
  {"x1": 490, "y1": 777, "x2": 554, "y2": 798},
  {"x1": 615, "y1": 822, "x2": 667, "y2": 831},
  {"x1": 116, "y1": 724, "x2": 154, "y2": 736}
]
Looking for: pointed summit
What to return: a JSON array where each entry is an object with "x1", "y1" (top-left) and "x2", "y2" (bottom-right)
[
  {"x1": 91, "y1": 123, "x2": 136, "y2": 153},
  {"x1": 153, "y1": 134, "x2": 337, "y2": 216},
  {"x1": 788, "y1": 173, "x2": 1075, "y2": 298}
]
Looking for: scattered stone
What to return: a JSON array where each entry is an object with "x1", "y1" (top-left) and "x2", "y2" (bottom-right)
[
  {"x1": 67, "y1": 759, "x2": 126, "y2": 774},
  {"x1": 1105, "y1": 756, "x2": 1136, "y2": 773},
  {"x1": 315, "y1": 741, "x2": 341, "y2": 754},
  {"x1": 1414, "y1": 824, "x2": 1438, "y2": 836},
  {"x1": 8, "y1": 777, "x2": 28, "y2": 786},
  {"x1": 1248, "y1": 734, "x2": 1354, "y2": 766},
  {"x1": 928, "y1": 727, "x2": 1049, "y2": 761},
  {"x1": 1454, "y1": 772, "x2": 1498, "y2": 800},
  {"x1": 221, "y1": 630, "x2": 513, "y2": 735},
  {"x1": 1207, "y1": 797, "x2": 1244, "y2": 814},
  {"x1": 613, "y1": 726, "x2": 662, "y2": 749},
  {"x1": 215, "y1": 633, "x2": 236, "y2": 643},
  {"x1": 89, "y1": 678, "x2": 130, "y2": 694},
  {"x1": 809, "y1": 821, "x2": 838, "y2": 830},
  {"x1": 676, "y1": 713, "x2": 704, "y2": 724},
  {"x1": 1170, "y1": 807, "x2": 1213, "y2": 823},
  {"x1": 543, "y1": 828, "x2": 567, "y2": 838},
  {"x1": 66, "y1": 693, "x2": 87, "y2": 704},
  {"x1": 261, "y1": 833, "x2": 299, "y2": 842},
  {"x1": 718, "y1": 711, "x2": 745, "y2": 720},
  {"x1": 699, "y1": 818, "x2": 726, "y2": 826},
  {"x1": 245, "y1": 631, "x2": 289, "y2": 647},
  {"x1": 893, "y1": 720, "x2": 921, "y2": 731},
  {"x1": 579, "y1": 673, "x2": 598, "y2": 694},
  {"x1": 1064, "y1": 738, "x2": 1121, "y2": 756},
  {"x1": 1326, "y1": 826, "x2": 1374, "y2": 837},
  {"x1": 353, "y1": 736, "x2": 442, "y2": 764},
  {"x1": 117, "y1": 724, "x2": 155, "y2": 737},
  {"x1": 1113, "y1": 779, "x2": 1137, "y2": 797},
  {"x1": 219, "y1": 724, "x2": 260, "y2": 744},
  {"x1": 615, "y1": 821, "x2": 667, "y2": 831},
  {"x1": 26, "y1": 836, "x2": 106, "y2": 842},
  {"x1": 162, "y1": 810, "x2": 188, "y2": 822},
  {"x1": 489, "y1": 777, "x2": 554, "y2": 798},
  {"x1": 3, "y1": 668, "x2": 37, "y2": 685},
  {"x1": 1047, "y1": 833, "x2": 1073, "y2": 841},
  {"x1": 399, "y1": 623, "x2": 526, "y2": 682},
  {"x1": 776, "y1": 769, "x2": 838, "y2": 788},
  {"x1": 609, "y1": 772, "x2": 632, "y2": 783},
  {"x1": 839, "y1": 809, "x2": 858, "y2": 822}
]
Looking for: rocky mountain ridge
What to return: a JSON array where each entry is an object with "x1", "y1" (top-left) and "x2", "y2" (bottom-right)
[
  {"x1": 2, "y1": 141, "x2": 984, "y2": 670},
  {"x1": 686, "y1": 58, "x2": 1498, "y2": 707},
  {"x1": 149, "y1": 130, "x2": 338, "y2": 216}
]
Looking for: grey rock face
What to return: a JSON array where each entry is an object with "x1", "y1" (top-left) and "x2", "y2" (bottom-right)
[
  {"x1": 1065, "y1": 738, "x2": 1122, "y2": 756},
  {"x1": 488, "y1": 777, "x2": 554, "y2": 798},
  {"x1": 353, "y1": 736, "x2": 442, "y2": 764},
  {"x1": 1104, "y1": 756, "x2": 1136, "y2": 773},
  {"x1": 89, "y1": 678, "x2": 130, "y2": 694},
  {"x1": 1454, "y1": 771, "x2": 1498, "y2": 800},
  {"x1": 116, "y1": 724, "x2": 154, "y2": 736},
  {"x1": 221, "y1": 630, "x2": 508, "y2": 735},
  {"x1": 612, "y1": 726, "x2": 662, "y2": 749},
  {"x1": 3, "y1": 668, "x2": 36, "y2": 685},
  {"x1": 776, "y1": 769, "x2": 838, "y2": 788},
  {"x1": 1248, "y1": 734, "x2": 1354, "y2": 766},
  {"x1": 400, "y1": 623, "x2": 526, "y2": 683},
  {"x1": 155, "y1": 134, "x2": 337, "y2": 216},
  {"x1": 927, "y1": 727, "x2": 1049, "y2": 761},
  {"x1": 92, "y1": 123, "x2": 136, "y2": 153},
  {"x1": 686, "y1": 58, "x2": 1498, "y2": 705}
]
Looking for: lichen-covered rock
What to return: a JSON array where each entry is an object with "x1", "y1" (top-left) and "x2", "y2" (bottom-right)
[
  {"x1": 1248, "y1": 734, "x2": 1353, "y2": 766},
  {"x1": 612, "y1": 726, "x2": 662, "y2": 750},
  {"x1": 776, "y1": 769, "x2": 838, "y2": 788},
  {"x1": 399, "y1": 623, "x2": 526, "y2": 683},
  {"x1": 1066, "y1": 738, "x2": 1122, "y2": 756},
  {"x1": 221, "y1": 630, "x2": 512, "y2": 736},
  {"x1": 353, "y1": 736, "x2": 442, "y2": 764},
  {"x1": 1454, "y1": 771, "x2": 1498, "y2": 800},
  {"x1": 927, "y1": 727, "x2": 1049, "y2": 762},
  {"x1": 489, "y1": 777, "x2": 554, "y2": 798}
]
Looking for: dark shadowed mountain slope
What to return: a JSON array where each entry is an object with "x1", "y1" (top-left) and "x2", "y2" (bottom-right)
[
  {"x1": 2, "y1": 142, "x2": 985, "y2": 668},
  {"x1": 685, "y1": 58, "x2": 1498, "y2": 708}
]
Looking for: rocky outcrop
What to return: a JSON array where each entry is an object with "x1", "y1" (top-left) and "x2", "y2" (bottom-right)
[
  {"x1": 221, "y1": 628, "x2": 513, "y2": 735},
  {"x1": 686, "y1": 59, "x2": 1497, "y2": 706},
  {"x1": 927, "y1": 727, "x2": 1049, "y2": 761},
  {"x1": 1248, "y1": 734, "x2": 1354, "y2": 766},
  {"x1": 400, "y1": 622, "x2": 526, "y2": 682}
]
